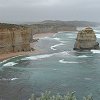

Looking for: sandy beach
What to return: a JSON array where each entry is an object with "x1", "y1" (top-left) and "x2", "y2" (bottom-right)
[
  {"x1": 0, "y1": 32, "x2": 55, "y2": 61},
  {"x1": 33, "y1": 32, "x2": 55, "y2": 39}
]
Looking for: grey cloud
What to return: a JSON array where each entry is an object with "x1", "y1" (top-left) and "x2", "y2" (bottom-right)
[{"x1": 0, "y1": 0, "x2": 100, "y2": 23}]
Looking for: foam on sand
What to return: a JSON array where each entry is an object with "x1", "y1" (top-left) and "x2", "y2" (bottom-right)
[
  {"x1": 59, "y1": 59, "x2": 80, "y2": 64},
  {"x1": 0, "y1": 59, "x2": 9, "y2": 64},
  {"x1": 21, "y1": 54, "x2": 54, "y2": 60},
  {"x1": 0, "y1": 55, "x2": 22, "y2": 64},
  {"x1": 3, "y1": 62, "x2": 18, "y2": 67}
]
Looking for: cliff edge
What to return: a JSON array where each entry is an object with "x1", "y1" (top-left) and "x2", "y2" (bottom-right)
[{"x1": 0, "y1": 24, "x2": 32, "y2": 54}]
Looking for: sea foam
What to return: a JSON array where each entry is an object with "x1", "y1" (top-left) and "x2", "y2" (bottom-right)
[
  {"x1": 77, "y1": 55, "x2": 92, "y2": 58},
  {"x1": 0, "y1": 55, "x2": 22, "y2": 64},
  {"x1": 0, "y1": 59, "x2": 9, "y2": 64},
  {"x1": 11, "y1": 78, "x2": 18, "y2": 81},
  {"x1": 50, "y1": 43, "x2": 65, "y2": 50},
  {"x1": 59, "y1": 59, "x2": 80, "y2": 64},
  {"x1": 21, "y1": 51, "x2": 70, "y2": 61},
  {"x1": 53, "y1": 37, "x2": 61, "y2": 41},
  {"x1": 21, "y1": 54, "x2": 54, "y2": 60},
  {"x1": 94, "y1": 30, "x2": 100, "y2": 33},
  {"x1": 91, "y1": 50, "x2": 100, "y2": 53},
  {"x1": 3, "y1": 62, "x2": 18, "y2": 67},
  {"x1": 0, "y1": 78, "x2": 18, "y2": 81},
  {"x1": 96, "y1": 34, "x2": 100, "y2": 38}
]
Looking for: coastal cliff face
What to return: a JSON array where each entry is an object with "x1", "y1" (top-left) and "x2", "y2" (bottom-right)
[
  {"x1": 74, "y1": 27, "x2": 99, "y2": 50},
  {"x1": 0, "y1": 25, "x2": 31, "y2": 54},
  {"x1": 30, "y1": 24, "x2": 76, "y2": 34}
]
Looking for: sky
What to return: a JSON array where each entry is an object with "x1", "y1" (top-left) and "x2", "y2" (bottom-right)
[{"x1": 0, "y1": 0, "x2": 100, "y2": 23}]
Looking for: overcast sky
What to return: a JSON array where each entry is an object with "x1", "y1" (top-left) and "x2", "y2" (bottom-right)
[{"x1": 0, "y1": 0, "x2": 100, "y2": 23}]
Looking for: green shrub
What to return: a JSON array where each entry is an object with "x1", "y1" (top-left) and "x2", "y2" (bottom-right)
[{"x1": 29, "y1": 91, "x2": 93, "y2": 100}]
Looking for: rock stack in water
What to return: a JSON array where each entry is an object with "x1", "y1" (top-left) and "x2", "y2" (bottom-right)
[{"x1": 73, "y1": 27, "x2": 99, "y2": 50}]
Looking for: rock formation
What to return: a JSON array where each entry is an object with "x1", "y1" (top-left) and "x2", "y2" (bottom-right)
[
  {"x1": 73, "y1": 27, "x2": 99, "y2": 50},
  {"x1": 0, "y1": 24, "x2": 32, "y2": 54}
]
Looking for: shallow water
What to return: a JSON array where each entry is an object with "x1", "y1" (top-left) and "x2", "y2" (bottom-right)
[{"x1": 0, "y1": 29, "x2": 100, "y2": 100}]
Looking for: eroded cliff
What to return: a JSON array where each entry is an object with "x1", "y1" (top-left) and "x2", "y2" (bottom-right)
[
  {"x1": 73, "y1": 27, "x2": 99, "y2": 50},
  {"x1": 0, "y1": 24, "x2": 31, "y2": 54}
]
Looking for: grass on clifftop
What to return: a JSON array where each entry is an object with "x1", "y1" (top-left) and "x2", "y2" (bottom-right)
[{"x1": 29, "y1": 91, "x2": 93, "y2": 100}]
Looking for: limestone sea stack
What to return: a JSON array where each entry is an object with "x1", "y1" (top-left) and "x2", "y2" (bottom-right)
[{"x1": 73, "y1": 27, "x2": 99, "y2": 50}]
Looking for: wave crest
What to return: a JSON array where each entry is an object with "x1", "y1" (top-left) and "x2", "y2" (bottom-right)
[
  {"x1": 3, "y1": 62, "x2": 18, "y2": 67},
  {"x1": 59, "y1": 59, "x2": 81, "y2": 64}
]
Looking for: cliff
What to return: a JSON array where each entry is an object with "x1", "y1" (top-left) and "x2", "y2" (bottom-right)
[
  {"x1": 30, "y1": 24, "x2": 76, "y2": 34},
  {"x1": 0, "y1": 24, "x2": 32, "y2": 54},
  {"x1": 73, "y1": 27, "x2": 99, "y2": 50}
]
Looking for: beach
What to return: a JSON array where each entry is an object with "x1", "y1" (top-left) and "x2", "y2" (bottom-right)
[{"x1": 0, "y1": 32, "x2": 55, "y2": 61}]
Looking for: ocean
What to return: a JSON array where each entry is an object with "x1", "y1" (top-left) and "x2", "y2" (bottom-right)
[{"x1": 0, "y1": 27, "x2": 100, "y2": 100}]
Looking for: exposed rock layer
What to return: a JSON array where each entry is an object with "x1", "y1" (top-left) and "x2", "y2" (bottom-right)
[
  {"x1": 0, "y1": 24, "x2": 31, "y2": 54},
  {"x1": 73, "y1": 27, "x2": 99, "y2": 50}
]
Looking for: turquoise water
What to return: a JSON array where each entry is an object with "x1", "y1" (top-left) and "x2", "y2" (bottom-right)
[{"x1": 0, "y1": 29, "x2": 100, "y2": 100}]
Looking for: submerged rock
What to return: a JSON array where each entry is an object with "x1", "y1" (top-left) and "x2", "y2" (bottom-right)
[{"x1": 73, "y1": 27, "x2": 99, "y2": 50}]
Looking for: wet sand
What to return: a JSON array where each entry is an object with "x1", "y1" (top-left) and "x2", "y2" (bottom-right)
[{"x1": 0, "y1": 33, "x2": 55, "y2": 61}]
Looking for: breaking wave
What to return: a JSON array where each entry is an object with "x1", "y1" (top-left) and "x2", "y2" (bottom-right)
[
  {"x1": 0, "y1": 55, "x2": 22, "y2": 65},
  {"x1": 91, "y1": 50, "x2": 100, "y2": 53},
  {"x1": 59, "y1": 59, "x2": 81, "y2": 64},
  {"x1": 96, "y1": 34, "x2": 100, "y2": 38},
  {"x1": 3, "y1": 62, "x2": 18, "y2": 67},
  {"x1": 50, "y1": 43, "x2": 65, "y2": 50},
  {"x1": 0, "y1": 78, "x2": 18, "y2": 81},
  {"x1": 77, "y1": 55, "x2": 92, "y2": 58},
  {"x1": 94, "y1": 30, "x2": 100, "y2": 33},
  {"x1": 57, "y1": 51, "x2": 71, "y2": 56},
  {"x1": 21, "y1": 54, "x2": 54, "y2": 60},
  {"x1": 57, "y1": 51, "x2": 92, "y2": 58},
  {"x1": 21, "y1": 51, "x2": 70, "y2": 61},
  {"x1": 53, "y1": 37, "x2": 61, "y2": 41},
  {"x1": 0, "y1": 59, "x2": 9, "y2": 64}
]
